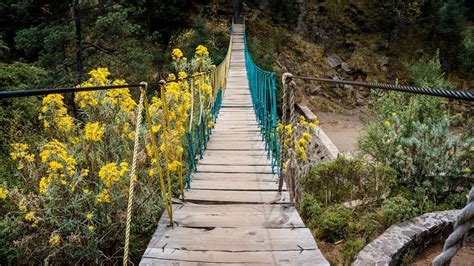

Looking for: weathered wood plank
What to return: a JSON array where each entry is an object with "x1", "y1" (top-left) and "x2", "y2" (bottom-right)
[
  {"x1": 160, "y1": 204, "x2": 299, "y2": 228},
  {"x1": 145, "y1": 226, "x2": 313, "y2": 252},
  {"x1": 185, "y1": 190, "x2": 290, "y2": 204},
  {"x1": 197, "y1": 164, "x2": 273, "y2": 173},
  {"x1": 191, "y1": 172, "x2": 277, "y2": 182},
  {"x1": 141, "y1": 250, "x2": 328, "y2": 265},
  {"x1": 191, "y1": 180, "x2": 280, "y2": 191}
]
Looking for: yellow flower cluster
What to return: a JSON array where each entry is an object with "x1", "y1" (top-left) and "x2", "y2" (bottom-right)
[
  {"x1": 88, "y1": 68, "x2": 110, "y2": 86},
  {"x1": 39, "y1": 94, "x2": 74, "y2": 132},
  {"x1": 49, "y1": 234, "x2": 61, "y2": 247},
  {"x1": 0, "y1": 186, "x2": 8, "y2": 200},
  {"x1": 96, "y1": 189, "x2": 111, "y2": 203},
  {"x1": 278, "y1": 115, "x2": 320, "y2": 162},
  {"x1": 98, "y1": 162, "x2": 128, "y2": 188},
  {"x1": 85, "y1": 122, "x2": 106, "y2": 142},
  {"x1": 39, "y1": 140, "x2": 76, "y2": 194},
  {"x1": 172, "y1": 48, "x2": 183, "y2": 59},
  {"x1": 10, "y1": 143, "x2": 35, "y2": 170},
  {"x1": 195, "y1": 45, "x2": 209, "y2": 57},
  {"x1": 105, "y1": 79, "x2": 137, "y2": 112}
]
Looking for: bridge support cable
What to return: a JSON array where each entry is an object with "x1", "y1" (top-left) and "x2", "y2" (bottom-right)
[
  {"x1": 284, "y1": 74, "x2": 474, "y2": 101},
  {"x1": 243, "y1": 30, "x2": 280, "y2": 177}
]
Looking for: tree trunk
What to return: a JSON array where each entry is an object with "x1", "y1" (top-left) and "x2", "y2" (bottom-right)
[{"x1": 69, "y1": 0, "x2": 82, "y2": 117}]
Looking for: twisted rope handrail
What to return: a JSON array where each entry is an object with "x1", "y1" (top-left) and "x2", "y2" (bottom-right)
[{"x1": 433, "y1": 186, "x2": 474, "y2": 265}]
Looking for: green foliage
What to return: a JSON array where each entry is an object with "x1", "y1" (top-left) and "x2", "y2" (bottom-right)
[
  {"x1": 0, "y1": 62, "x2": 47, "y2": 178},
  {"x1": 300, "y1": 193, "x2": 322, "y2": 226},
  {"x1": 318, "y1": 205, "x2": 353, "y2": 242},
  {"x1": 15, "y1": 24, "x2": 74, "y2": 83},
  {"x1": 268, "y1": 0, "x2": 300, "y2": 27},
  {"x1": 379, "y1": 196, "x2": 419, "y2": 227},
  {"x1": 302, "y1": 157, "x2": 395, "y2": 206},
  {"x1": 342, "y1": 239, "x2": 366, "y2": 265},
  {"x1": 460, "y1": 26, "x2": 474, "y2": 75},
  {"x1": 359, "y1": 53, "x2": 473, "y2": 202}
]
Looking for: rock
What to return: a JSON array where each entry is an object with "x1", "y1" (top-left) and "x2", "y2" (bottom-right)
[
  {"x1": 381, "y1": 66, "x2": 388, "y2": 72},
  {"x1": 309, "y1": 85, "x2": 321, "y2": 95},
  {"x1": 341, "y1": 62, "x2": 351, "y2": 72},
  {"x1": 356, "y1": 97, "x2": 365, "y2": 106},
  {"x1": 327, "y1": 54, "x2": 343, "y2": 68},
  {"x1": 378, "y1": 56, "x2": 389, "y2": 67}
]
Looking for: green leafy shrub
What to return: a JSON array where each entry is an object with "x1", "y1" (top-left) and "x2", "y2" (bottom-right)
[
  {"x1": 0, "y1": 62, "x2": 47, "y2": 179},
  {"x1": 379, "y1": 196, "x2": 419, "y2": 227},
  {"x1": 359, "y1": 53, "x2": 473, "y2": 202},
  {"x1": 302, "y1": 156, "x2": 395, "y2": 206},
  {"x1": 300, "y1": 193, "x2": 322, "y2": 228},
  {"x1": 317, "y1": 205, "x2": 353, "y2": 242},
  {"x1": 342, "y1": 239, "x2": 366, "y2": 265}
]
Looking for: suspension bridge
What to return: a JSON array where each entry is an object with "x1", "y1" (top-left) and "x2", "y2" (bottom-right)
[
  {"x1": 1, "y1": 18, "x2": 473, "y2": 265},
  {"x1": 140, "y1": 23, "x2": 329, "y2": 265}
]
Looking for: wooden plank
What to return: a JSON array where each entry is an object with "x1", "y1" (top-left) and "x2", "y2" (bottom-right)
[
  {"x1": 160, "y1": 204, "x2": 299, "y2": 228},
  {"x1": 191, "y1": 180, "x2": 279, "y2": 191},
  {"x1": 144, "y1": 226, "x2": 312, "y2": 251},
  {"x1": 198, "y1": 155, "x2": 270, "y2": 165},
  {"x1": 185, "y1": 190, "x2": 290, "y2": 204},
  {"x1": 197, "y1": 164, "x2": 273, "y2": 173},
  {"x1": 141, "y1": 250, "x2": 327, "y2": 265},
  {"x1": 205, "y1": 143, "x2": 265, "y2": 151},
  {"x1": 192, "y1": 172, "x2": 277, "y2": 182}
]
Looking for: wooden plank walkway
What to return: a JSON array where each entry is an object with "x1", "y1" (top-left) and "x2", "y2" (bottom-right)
[{"x1": 140, "y1": 24, "x2": 329, "y2": 265}]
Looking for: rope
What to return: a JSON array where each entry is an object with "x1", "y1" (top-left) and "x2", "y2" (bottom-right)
[
  {"x1": 122, "y1": 83, "x2": 146, "y2": 265},
  {"x1": 433, "y1": 186, "x2": 474, "y2": 266},
  {"x1": 288, "y1": 75, "x2": 474, "y2": 101}
]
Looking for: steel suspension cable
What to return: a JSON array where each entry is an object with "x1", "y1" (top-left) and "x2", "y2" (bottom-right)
[{"x1": 288, "y1": 75, "x2": 474, "y2": 101}]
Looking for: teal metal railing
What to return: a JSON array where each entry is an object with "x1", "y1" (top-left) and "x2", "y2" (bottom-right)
[{"x1": 244, "y1": 32, "x2": 280, "y2": 174}]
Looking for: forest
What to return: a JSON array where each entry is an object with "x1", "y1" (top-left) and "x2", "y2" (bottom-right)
[{"x1": 0, "y1": 0, "x2": 473, "y2": 264}]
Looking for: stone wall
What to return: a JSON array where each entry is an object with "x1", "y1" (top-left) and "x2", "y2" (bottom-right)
[{"x1": 353, "y1": 210, "x2": 460, "y2": 266}]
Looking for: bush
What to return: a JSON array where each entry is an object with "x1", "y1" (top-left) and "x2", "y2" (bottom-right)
[
  {"x1": 318, "y1": 205, "x2": 353, "y2": 242},
  {"x1": 359, "y1": 53, "x2": 473, "y2": 202},
  {"x1": 300, "y1": 193, "x2": 322, "y2": 228},
  {"x1": 379, "y1": 196, "x2": 419, "y2": 227},
  {"x1": 342, "y1": 239, "x2": 366, "y2": 265},
  {"x1": 302, "y1": 157, "x2": 395, "y2": 206}
]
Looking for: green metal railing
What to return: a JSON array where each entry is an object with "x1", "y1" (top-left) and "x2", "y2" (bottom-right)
[{"x1": 243, "y1": 31, "x2": 279, "y2": 174}]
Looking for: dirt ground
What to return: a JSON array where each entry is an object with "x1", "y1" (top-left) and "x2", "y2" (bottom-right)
[
  {"x1": 315, "y1": 108, "x2": 369, "y2": 155},
  {"x1": 412, "y1": 241, "x2": 474, "y2": 266}
]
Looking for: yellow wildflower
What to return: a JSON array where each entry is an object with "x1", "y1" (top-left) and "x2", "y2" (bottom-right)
[
  {"x1": 167, "y1": 73, "x2": 176, "y2": 81},
  {"x1": 85, "y1": 122, "x2": 105, "y2": 142},
  {"x1": 39, "y1": 176, "x2": 51, "y2": 194},
  {"x1": 195, "y1": 45, "x2": 209, "y2": 57},
  {"x1": 172, "y1": 48, "x2": 183, "y2": 59},
  {"x1": 48, "y1": 161, "x2": 63, "y2": 172},
  {"x1": 88, "y1": 67, "x2": 110, "y2": 85},
  {"x1": 384, "y1": 121, "x2": 391, "y2": 127},
  {"x1": 82, "y1": 188, "x2": 90, "y2": 194},
  {"x1": 207, "y1": 120, "x2": 214, "y2": 128},
  {"x1": 86, "y1": 212, "x2": 94, "y2": 220},
  {"x1": 99, "y1": 163, "x2": 119, "y2": 187},
  {"x1": 284, "y1": 125, "x2": 292, "y2": 135},
  {"x1": 178, "y1": 71, "x2": 187, "y2": 79},
  {"x1": 302, "y1": 132, "x2": 312, "y2": 141},
  {"x1": 88, "y1": 225, "x2": 95, "y2": 231},
  {"x1": 0, "y1": 186, "x2": 8, "y2": 200},
  {"x1": 167, "y1": 160, "x2": 182, "y2": 172},
  {"x1": 96, "y1": 189, "x2": 111, "y2": 203},
  {"x1": 49, "y1": 234, "x2": 61, "y2": 247},
  {"x1": 25, "y1": 211, "x2": 36, "y2": 222}
]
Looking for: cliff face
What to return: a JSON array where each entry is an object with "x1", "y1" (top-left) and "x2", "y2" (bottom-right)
[{"x1": 243, "y1": 0, "x2": 473, "y2": 113}]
